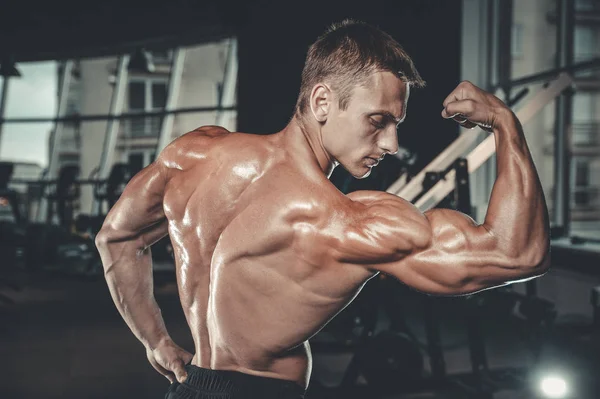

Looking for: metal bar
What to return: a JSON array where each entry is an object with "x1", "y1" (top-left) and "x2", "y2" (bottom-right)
[
  {"x1": 493, "y1": 57, "x2": 600, "y2": 91},
  {"x1": 36, "y1": 61, "x2": 74, "y2": 223},
  {"x1": 553, "y1": 0, "x2": 575, "y2": 236},
  {"x1": 0, "y1": 105, "x2": 237, "y2": 124},
  {"x1": 0, "y1": 77, "x2": 9, "y2": 153},
  {"x1": 387, "y1": 132, "x2": 482, "y2": 199},
  {"x1": 90, "y1": 55, "x2": 130, "y2": 216},
  {"x1": 47, "y1": 61, "x2": 74, "y2": 178},
  {"x1": 497, "y1": 0, "x2": 513, "y2": 97},
  {"x1": 156, "y1": 48, "x2": 186, "y2": 153},
  {"x1": 98, "y1": 55, "x2": 129, "y2": 179},
  {"x1": 488, "y1": 0, "x2": 500, "y2": 91},
  {"x1": 216, "y1": 38, "x2": 238, "y2": 128},
  {"x1": 481, "y1": 0, "x2": 503, "y2": 214},
  {"x1": 455, "y1": 158, "x2": 472, "y2": 215},
  {"x1": 392, "y1": 0, "x2": 503, "y2": 202},
  {"x1": 12, "y1": 178, "x2": 102, "y2": 185},
  {"x1": 466, "y1": 298, "x2": 489, "y2": 385},
  {"x1": 413, "y1": 73, "x2": 573, "y2": 212},
  {"x1": 456, "y1": 162, "x2": 490, "y2": 380},
  {"x1": 424, "y1": 297, "x2": 447, "y2": 381}
]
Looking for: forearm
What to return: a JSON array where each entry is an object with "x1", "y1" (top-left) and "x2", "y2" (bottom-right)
[
  {"x1": 483, "y1": 110, "x2": 550, "y2": 265},
  {"x1": 97, "y1": 237, "x2": 170, "y2": 350}
]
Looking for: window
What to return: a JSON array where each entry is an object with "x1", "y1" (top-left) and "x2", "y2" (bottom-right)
[
  {"x1": 511, "y1": 24, "x2": 524, "y2": 58},
  {"x1": 65, "y1": 80, "x2": 81, "y2": 117},
  {"x1": 127, "y1": 78, "x2": 168, "y2": 137},
  {"x1": 127, "y1": 150, "x2": 156, "y2": 174},
  {"x1": 505, "y1": 1, "x2": 600, "y2": 241},
  {"x1": 572, "y1": 93, "x2": 597, "y2": 146},
  {"x1": 152, "y1": 82, "x2": 167, "y2": 109},
  {"x1": 59, "y1": 153, "x2": 79, "y2": 166},
  {"x1": 571, "y1": 92, "x2": 600, "y2": 219},
  {"x1": 575, "y1": 0, "x2": 595, "y2": 11},
  {"x1": 575, "y1": 159, "x2": 590, "y2": 187},
  {"x1": 574, "y1": 26, "x2": 597, "y2": 62},
  {"x1": 573, "y1": 159, "x2": 593, "y2": 206},
  {"x1": 129, "y1": 81, "x2": 145, "y2": 110},
  {"x1": 128, "y1": 153, "x2": 144, "y2": 175},
  {"x1": 150, "y1": 50, "x2": 173, "y2": 64}
]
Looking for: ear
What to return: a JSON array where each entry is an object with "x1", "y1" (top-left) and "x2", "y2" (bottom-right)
[{"x1": 309, "y1": 83, "x2": 332, "y2": 123}]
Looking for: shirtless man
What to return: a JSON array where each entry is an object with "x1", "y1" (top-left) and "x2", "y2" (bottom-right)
[{"x1": 96, "y1": 20, "x2": 551, "y2": 399}]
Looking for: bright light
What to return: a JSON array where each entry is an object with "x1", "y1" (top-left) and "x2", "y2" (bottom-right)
[{"x1": 539, "y1": 375, "x2": 568, "y2": 398}]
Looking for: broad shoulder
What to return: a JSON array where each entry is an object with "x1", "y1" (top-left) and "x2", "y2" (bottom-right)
[{"x1": 158, "y1": 126, "x2": 274, "y2": 171}]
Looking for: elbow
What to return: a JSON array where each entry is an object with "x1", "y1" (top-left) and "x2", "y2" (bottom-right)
[
  {"x1": 95, "y1": 227, "x2": 120, "y2": 251},
  {"x1": 500, "y1": 236, "x2": 551, "y2": 278},
  {"x1": 530, "y1": 246, "x2": 551, "y2": 275},
  {"x1": 518, "y1": 243, "x2": 551, "y2": 277},
  {"x1": 536, "y1": 253, "x2": 551, "y2": 275},
  {"x1": 95, "y1": 229, "x2": 110, "y2": 250}
]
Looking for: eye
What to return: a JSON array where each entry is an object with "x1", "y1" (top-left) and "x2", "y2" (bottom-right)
[{"x1": 370, "y1": 118, "x2": 385, "y2": 129}]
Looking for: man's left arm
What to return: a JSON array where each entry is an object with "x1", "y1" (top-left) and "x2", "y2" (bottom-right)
[{"x1": 95, "y1": 158, "x2": 191, "y2": 383}]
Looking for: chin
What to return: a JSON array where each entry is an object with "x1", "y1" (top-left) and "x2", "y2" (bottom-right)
[
  {"x1": 339, "y1": 159, "x2": 373, "y2": 179},
  {"x1": 352, "y1": 167, "x2": 373, "y2": 179}
]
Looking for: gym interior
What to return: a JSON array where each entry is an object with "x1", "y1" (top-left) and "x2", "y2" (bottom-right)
[{"x1": 1, "y1": 0, "x2": 600, "y2": 398}]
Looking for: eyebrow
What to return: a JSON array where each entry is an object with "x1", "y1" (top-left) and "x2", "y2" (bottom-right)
[{"x1": 370, "y1": 110, "x2": 406, "y2": 125}]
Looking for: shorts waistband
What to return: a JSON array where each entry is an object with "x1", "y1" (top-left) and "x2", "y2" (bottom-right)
[{"x1": 182, "y1": 364, "x2": 306, "y2": 398}]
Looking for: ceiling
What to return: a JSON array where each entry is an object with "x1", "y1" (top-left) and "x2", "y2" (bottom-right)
[{"x1": 0, "y1": 0, "x2": 248, "y2": 63}]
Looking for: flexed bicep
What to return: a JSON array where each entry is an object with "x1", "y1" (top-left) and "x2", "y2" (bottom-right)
[{"x1": 340, "y1": 191, "x2": 546, "y2": 296}]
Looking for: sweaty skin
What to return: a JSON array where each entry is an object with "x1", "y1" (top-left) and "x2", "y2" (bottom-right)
[{"x1": 96, "y1": 72, "x2": 551, "y2": 389}]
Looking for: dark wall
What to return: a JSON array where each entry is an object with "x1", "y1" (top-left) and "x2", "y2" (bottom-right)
[{"x1": 237, "y1": 0, "x2": 462, "y2": 191}]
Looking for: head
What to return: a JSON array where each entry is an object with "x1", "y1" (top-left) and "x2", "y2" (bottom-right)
[{"x1": 295, "y1": 20, "x2": 425, "y2": 178}]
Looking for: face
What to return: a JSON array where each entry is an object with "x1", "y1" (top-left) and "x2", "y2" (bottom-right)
[{"x1": 322, "y1": 71, "x2": 409, "y2": 179}]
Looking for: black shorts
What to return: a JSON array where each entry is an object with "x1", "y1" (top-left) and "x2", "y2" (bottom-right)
[{"x1": 164, "y1": 364, "x2": 307, "y2": 399}]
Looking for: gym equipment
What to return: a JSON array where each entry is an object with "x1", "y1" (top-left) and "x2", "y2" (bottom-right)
[
  {"x1": 13, "y1": 161, "x2": 138, "y2": 277},
  {"x1": 61, "y1": 163, "x2": 135, "y2": 276},
  {"x1": 94, "y1": 163, "x2": 132, "y2": 213},
  {"x1": 0, "y1": 162, "x2": 24, "y2": 305},
  {"x1": 24, "y1": 165, "x2": 80, "y2": 271},
  {"x1": 44, "y1": 164, "x2": 80, "y2": 230},
  {"x1": 67, "y1": 162, "x2": 134, "y2": 239},
  {"x1": 387, "y1": 72, "x2": 574, "y2": 211},
  {"x1": 56, "y1": 163, "x2": 136, "y2": 277},
  {"x1": 354, "y1": 330, "x2": 425, "y2": 394},
  {"x1": 308, "y1": 277, "x2": 427, "y2": 399},
  {"x1": 592, "y1": 286, "x2": 600, "y2": 329},
  {"x1": 368, "y1": 74, "x2": 573, "y2": 398},
  {"x1": 0, "y1": 162, "x2": 22, "y2": 223}
]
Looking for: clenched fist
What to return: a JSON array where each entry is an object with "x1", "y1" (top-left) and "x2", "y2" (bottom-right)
[{"x1": 441, "y1": 80, "x2": 513, "y2": 132}]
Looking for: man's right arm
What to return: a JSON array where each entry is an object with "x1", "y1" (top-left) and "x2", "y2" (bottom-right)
[{"x1": 338, "y1": 83, "x2": 550, "y2": 296}]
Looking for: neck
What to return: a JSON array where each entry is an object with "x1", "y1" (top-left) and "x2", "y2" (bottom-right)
[{"x1": 281, "y1": 114, "x2": 338, "y2": 178}]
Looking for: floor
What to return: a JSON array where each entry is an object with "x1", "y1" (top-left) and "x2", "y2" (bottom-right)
[{"x1": 1, "y1": 267, "x2": 599, "y2": 399}]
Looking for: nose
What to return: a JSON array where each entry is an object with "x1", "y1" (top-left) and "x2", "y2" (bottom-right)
[{"x1": 378, "y1": 125, "x2": 399, "y2": 156}]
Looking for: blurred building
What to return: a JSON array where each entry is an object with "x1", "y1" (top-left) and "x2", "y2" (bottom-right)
[
  {"x1": 53, "y1": 40, "x2": 237, "y2": 214},
  {"x1": 511, "y1": 0, "x2": 600, "y2": 234},
  {"x1": 464, "y1": 0, "x2": 600, "y2": 237},
  {"x1": 44, "y1": 1, "x2": 600, "y2": 234}
]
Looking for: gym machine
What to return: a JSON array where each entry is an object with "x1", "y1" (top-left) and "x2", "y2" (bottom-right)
[
  {"x1": 8, "y1": 162, "x2": 133, "y2": 277},
  {"x1": 0, "y1": 162, "x2": 23, "y2": 305}
]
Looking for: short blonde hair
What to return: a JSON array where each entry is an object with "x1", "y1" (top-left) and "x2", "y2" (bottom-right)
[{"x1": 296, "y1": 19, "x2": 425, "y2": 115}]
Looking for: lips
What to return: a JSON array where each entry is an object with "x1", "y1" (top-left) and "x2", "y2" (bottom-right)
[{"x1": 366, "y1": 157, "x2": 379, "y2": 167}]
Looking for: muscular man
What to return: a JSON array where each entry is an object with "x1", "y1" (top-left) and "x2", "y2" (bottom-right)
[{"x1": 96, "y1": 20, "x2": 550, "y2": 399}]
